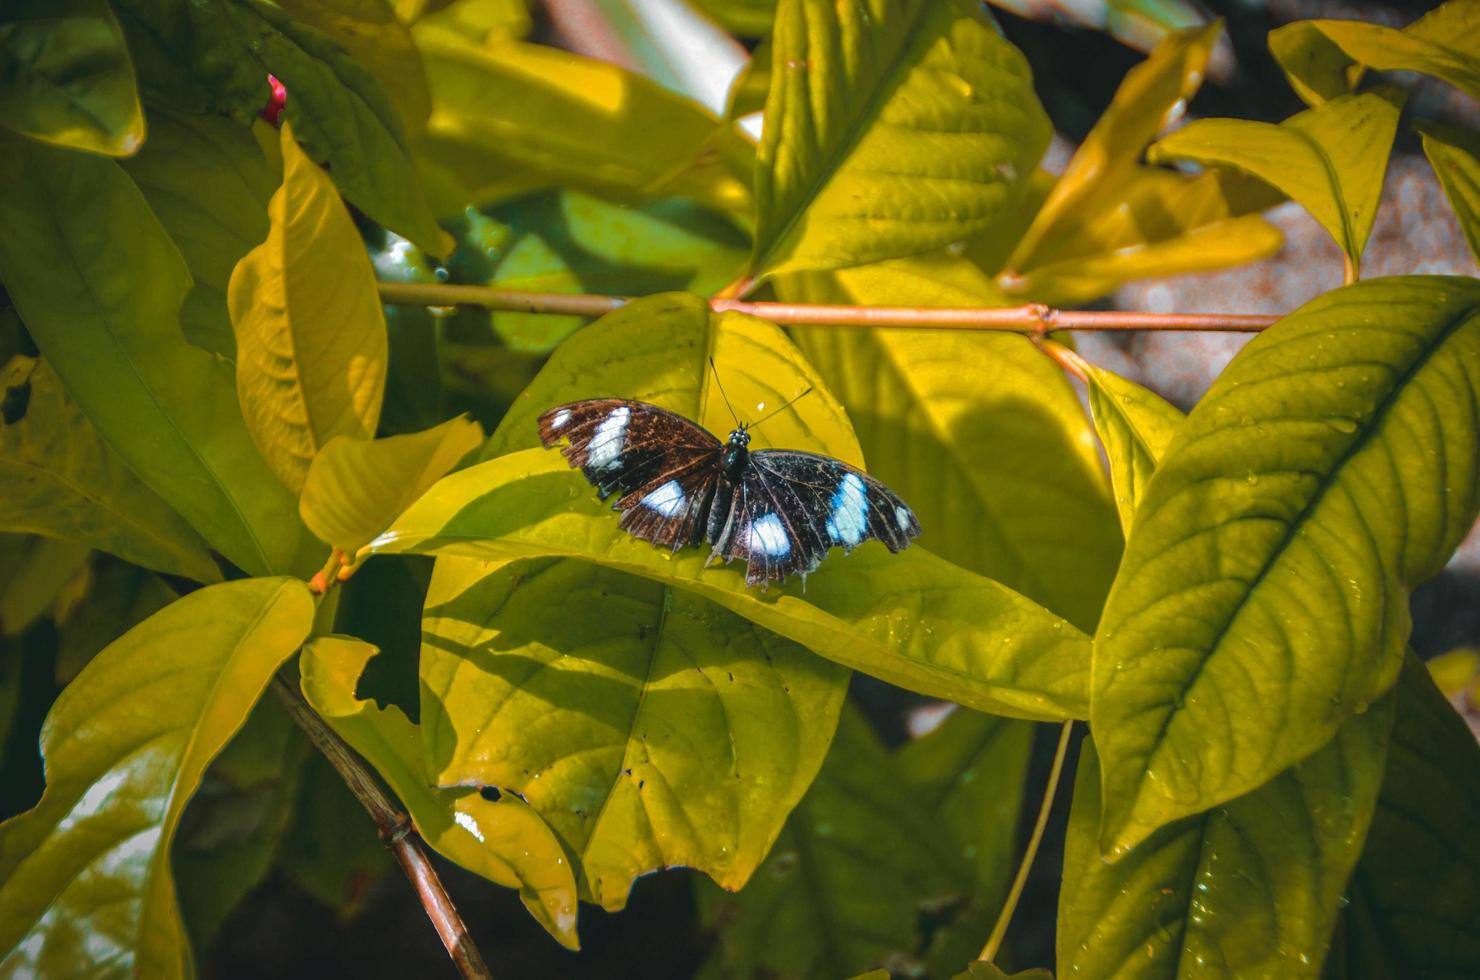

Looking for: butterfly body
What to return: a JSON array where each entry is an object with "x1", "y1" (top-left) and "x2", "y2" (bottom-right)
[{"x1": 538, "y1": 398, "x2": 921, "y2": 587}]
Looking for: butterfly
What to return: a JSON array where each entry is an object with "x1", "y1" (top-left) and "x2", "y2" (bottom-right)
[{"x1": 537, "y1": 375, "x2": 921, "y2": 587}]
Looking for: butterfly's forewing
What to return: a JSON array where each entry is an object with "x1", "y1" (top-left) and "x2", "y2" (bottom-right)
[
  {"x1": 713, "y1": 450, "x2": 922, "y2": 586},
  {"x1": 538, "y1": 399, "x2": 723, "y2": 550}
]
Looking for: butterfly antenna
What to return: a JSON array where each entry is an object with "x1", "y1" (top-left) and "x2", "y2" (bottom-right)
[
  {"x1": 749, "y1": 386, "x2": 814, "y2": 431},
  {"x1": 709, "y1": 358, "x2": 743, "y2": 428}
]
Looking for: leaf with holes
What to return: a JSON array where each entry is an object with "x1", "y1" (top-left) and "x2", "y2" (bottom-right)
[
  {"x1": 374, "y1": 293, "x2": 1092, "y2": 721},
  {"x1": 0, "y1": 135, "x2": 318, "y2": 576},
  {"x1": 0, "y1": 0, "x2": 144, "y2": 156},
  {"x1": 1092, "y1": 276, "x2": 1480, "y2": 854},
  {"x1": 749, "y1": 0, "x2": 1049, "y2": 279},
  {"x1": 0, "y1": 577, "x2": 313, "y2": 978},
  {"x1": 229, "y1": 122, "x2": 388, "y2": 495},
  {"x1": 1148, "y1": 90, "x2": 1402, "y2": 276},
  {"x1": 299, "y1": 634, "x2": 581, "y2": 948}
]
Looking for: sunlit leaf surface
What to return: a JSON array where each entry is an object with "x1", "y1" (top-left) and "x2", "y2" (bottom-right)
[
  {"x1": 1093, "y1": 276, "x2": 1480, "y2": 853},
  {"x1": 752, "y1": 0, "x2": 1050, "y2": 278},
  {"x1": 1079, "y1": 360, "x2": 1186, "y2": 534},
  {"x1": 0, "y1": 577, "x2": 314, "y2": 978},
  {"x1": 1419, "y1": 121, "x2": 1480, "y2": 266}
]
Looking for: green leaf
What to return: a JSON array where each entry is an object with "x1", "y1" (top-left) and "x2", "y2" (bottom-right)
[
  {"x1": 299, "y1": 633, "x2": 581, "y2": 948},
  {"x1": 894, "y1": 708, "x2": 1033, "y2": 976},
  {"x1": 414, "y1": 29, "x2": 751, "y2": 215},
  {"x1": 229, "y1": 122, "x2": 388, "y2": 495},
  {"x1": 1148, "y1": 90, "x2": 1403, "y2": 276},
  {"x1": 691, "y1": 0, "x2": 775, "y2": 37},
  {"x1": 54, "y1": 556, "x2": 176, "y2": 685},
  {"x1": 1092, "y1": 276, "x2": 1480, "y2": 854},
  {"x1": 274, "y1": 0, "x2": 432, "y2": 133},
  {"x1": 724, "y1": 36, "x2": 770, "y2": 120},
  {"x1": 174, "y1": 698, "x2": 308, "y2": 950},
  {"x1": 0, "y1": 356, "x2": 219, "y2": 581},
  {"x1": 781, "y1": 253, "x2": 1123, "y2": 631},
  {"x1": 0, "y1": 0, "x2": 144, "y2": 156},
  {"x1": 0, "y1": 135, "x2": 318, "y2": 577},
  {"x1": 1060, "y1": 696, "x2": 1393, "y2": 980},
  {"x1": 120, "y1": 106, "x2": 280, "y2": 360},
  {"x1": 114, "y1": 0, "x2": 451, "y2": 256},
  {"x1": 1332, "y1": 655, "x2": 1480, "y2": 976},
  {"x1": 382, "y1": 293, "x2": 1092, "y2": 721},
  {"x1": 1078, "y1": 357, "x2": 1186, "y2": 534},
  {"x1": 751, "y1": 0, "x2": 1050, "y2": 279},
  {"x1": 698, "y1": 706, "x2": 971, "y2": 979},
  {"x1": 422, "y1": 556, "x2": 848, "y2": 909},
  {"x1": 0, "y1": 535, "x2": 90, "y2": 638},
  {"x1": 0, "y1": 577, "x2": 314, "y2": 978},
  {"x1": 299, "y1": 415, "x2": 484, "y2": 554},
  {"x1": 278, "y1": 752, "x2": 392, "y2": 919},
  {"x1": 1268, "y1": 4, "x2": 1480, "y2": 107},
  {"x1": 1419, "y1": 121, "x2": 1480, "y2": 267}
]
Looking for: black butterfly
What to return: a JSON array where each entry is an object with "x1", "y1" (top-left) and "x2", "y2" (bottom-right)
[{"x1": 537, "y1": 388, "x2": 921, "y2": 587}]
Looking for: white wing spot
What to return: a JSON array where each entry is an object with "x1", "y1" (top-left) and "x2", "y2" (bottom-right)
[
  {"x1": 588, "y1": 406, "x2": 630, "y2": 469},
  {"x1": 747, "y1": 513, "x2": 791, "y2": 557},
  {"x1": 826, "y1": 473, "x2": 868, "y2": 547},
  {"x1": 642, "y1": 479, "x2": 686, "y2": 518},
  {"x1": 895, "y1": 505, "x2": 912, "y2": 532},
  {"x1": 551, "y1": 408, "x2": 571, "y2": 429}
]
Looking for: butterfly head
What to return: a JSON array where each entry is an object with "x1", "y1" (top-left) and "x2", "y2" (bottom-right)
[
  {"x1": 727, "y1": 427, "x2": 751, "y2": 448},
  {"x1": 722, "y1": 427, "x2": 751, "y2": 482}
]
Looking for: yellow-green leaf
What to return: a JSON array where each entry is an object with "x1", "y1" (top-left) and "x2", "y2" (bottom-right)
[
  {"x1": 1092, "y1": 276, "x2": 1480, "y2": 854},
  {"x1": 422, "y1": 555, "x2": 848, "y2": 910},
  {"x1": 229, "y1": 122, "x2": 389, "y2": 495},
  {"x1": 1269, "y1": 3, "x2": 1480, "y2": 107},
  {"x1": 0, "y1": 0, "x2": 144, "y2": 157},
  {"x1": 0, "y1": 134, "x2": 318, "y2": 577},
  {"x1": 379, "y1": 294, "x2": 1092, "y2": 721},
  {"x1": 1078, "y1": 358, "x2": 1186, "y2": 534},
  {"x1": 1148, "y1": 90, "x2": 1403, "y2": 276},
  {"x1": 275, "y1": 0, "x2": 432, "y2": 133},
  {"x1": 299, "y1": 416, "x2": 484, "y2": 553},
  {"x1": 781, "y1": 254, "x2": 1123, "y2": 631},
  {"x1": 0, "y1": 577, "x2": 314, "y2": 978},
  {"x1": 0, "y1": 534, "x2": 90, "y2": 638},
  {"x1": 0, "y1": 356, "x2": 219, "y2": 581},
  {"x1": 299, "y1": 633, "x2": 580, "y2": 949},
  {"x1": 414, "y1": 28, "x2": 751, "y2": 215},
  {"x1": 1060, "y1": 697, "x2": 1392, "y2": 979},
  {"x1": 1419, "y1": 120, "x2": 1480, "y2": 266},
  {"x1": 751, "y1": 0, "x2": 1049, "y2": 279}
]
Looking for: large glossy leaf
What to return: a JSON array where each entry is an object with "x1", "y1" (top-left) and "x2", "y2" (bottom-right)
[
  {"x1": 378, "y1": 294, "x2": 1092, "y2": 721},
  {"x1": 0, "y1": 577, "x2": 314, "y2": 978},
  {"x1": 1149, "y1": 91, "x2": 1403, "y2": 276},
  {"x1": 782, "y1": 253, "x2": 1123, "y2": 631},
  {"x1": 120, "y1": 106, "x2": 279, "y2": 360},
  {"x1": 1330, "y1": 655, "x2": 1480, "y2": 976},
  {"x1": 299, "y1": 634, "x2": 580, "y2": 948},
  {"x1": 698, "y1": 705, "x2": 972, "y2": 979},
  {"x1": 0, "y1": 136, "x2": 318, "y2": 577},
  {"x1": 413, "y1": 28, "x2": 751, "y2": 216},
  {"x1": 1419, "y1": 121, "x2": 1480, "y2": 266},
  {"x1": 300, "y1": 416, "x2": 483, "y2": 554},
  {"x1": 1092, "y1": 276, "x2": 1480, "y2": 854},
  {"x1": 999, "y1": 23, "x2": 1281, "y2": 305},
  {"x1": 894, "y1": 708, "x2": 1033, "y2": 977},
  {"x1": 114, "y1": 0, "x2": 450, "y2": 255},
  {"x1": 422, "y1": 556, "x2": 848, "y2": 909},
  {"x1": 1079, "y1": 359, "x2": 1186, "y2": 534},
  {"x1": 274, "y1": 0, "x2": 431, "y2": 133},
  {"x1": 0, "y1": 0, "x2": 144, "y2": 157},
  {"x1": 0, "y1": 356, "x2": 218, "y2": 581},
  {"x1": 750, "y1": 0, "x2": 1050, "y2": 279},
  {"x1": 1268, "y1": 3, "x2": 1480, "y2": 107},
  {"x1": 229, "y1": 122, "x2": 388, "y2": 495},
  {"x1": 1060, "y1": 696, "x2": 1392, "y2": 980}
]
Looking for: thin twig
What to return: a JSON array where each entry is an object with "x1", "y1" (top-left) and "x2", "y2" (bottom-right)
[
  {"x1": 980, "y1": 721, "x2": 1076, "y2": 964},
  {"x1": 376, "y1": 281, "x2": 1279, "y2": 333},
  {"x1": 271, "y1": 675, "x2": 494, "y2": 980}
]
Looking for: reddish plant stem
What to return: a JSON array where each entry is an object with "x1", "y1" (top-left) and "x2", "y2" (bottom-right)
[
  {"x1": 271, "y1": 675, "x2": 494, "y2": 980},
  {"x1": 375, "y1": 281, "x2": 1279, "y2": 333}
]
